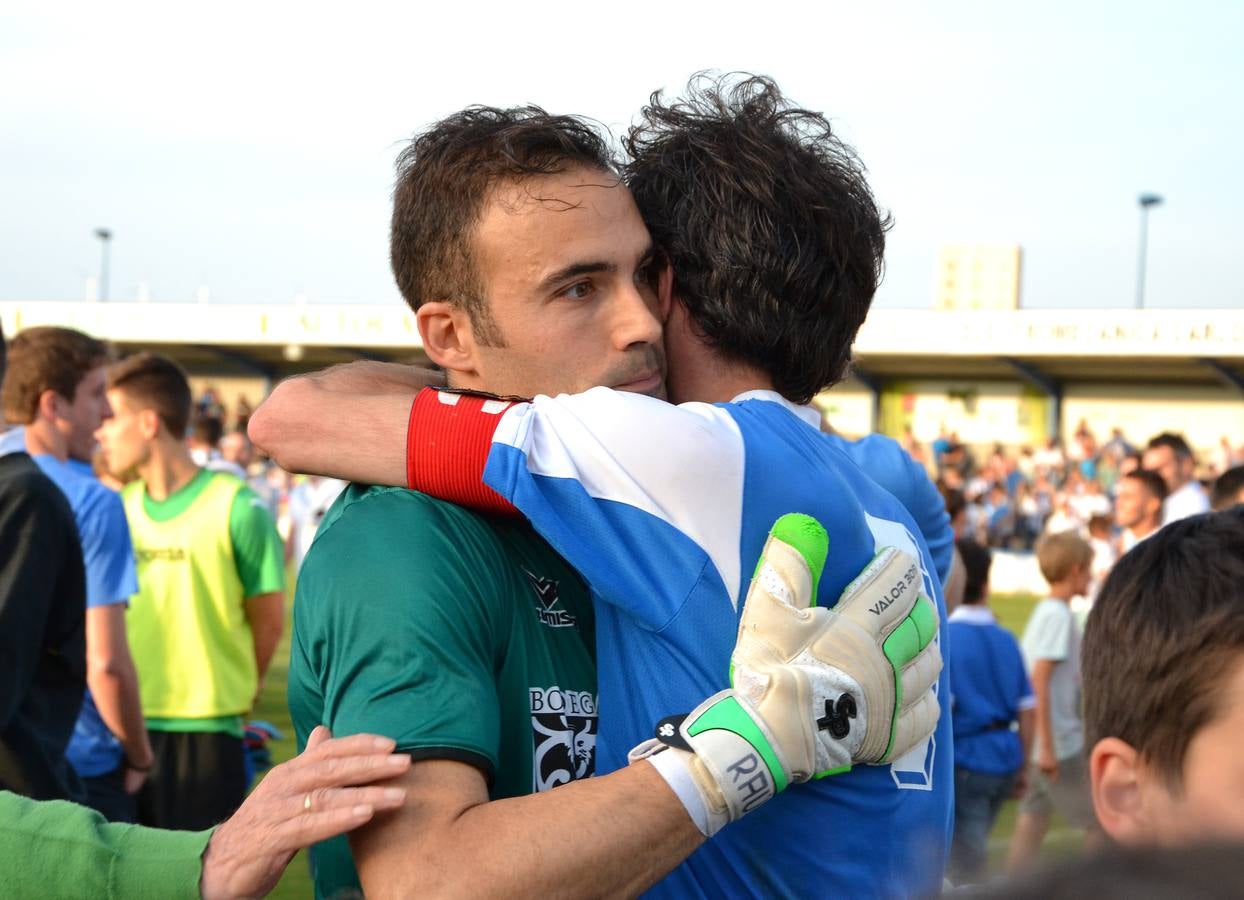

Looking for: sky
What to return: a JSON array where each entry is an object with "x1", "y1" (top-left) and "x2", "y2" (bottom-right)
[{"x1": 1, "y1": 0, "x2": 1241, "y2": 311}]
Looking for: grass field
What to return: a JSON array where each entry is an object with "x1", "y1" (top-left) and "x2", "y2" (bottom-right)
[{"x1": 251, "y1": 588, "x2": 1080, "y2": 898}]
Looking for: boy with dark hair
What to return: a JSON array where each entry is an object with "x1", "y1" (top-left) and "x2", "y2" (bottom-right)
[
  {"x1": 1085, "y1": 506, "x2": 1244, "y2": 845},
  {"x1": 1, "y1": 326, "x2": 153, "y2": 821},
  {"x1": 946, "y1": 538, "x2": 1034, "y2": 884},
  {"x1": 96, "y1": 352, "x2": 285, "y2": 831},
  {"x1": 1210, "y1": 464, "x2": 1244, "y2": 511},
  {"x1": 1114, "y1": 467, "x2": 1167, "y2": 554},
  {"x1": 1007, "y1": 531, "x2": 1099, "y2": 872},
  {"x1": 0, "y1": 321, "x2": 88, "y2": 803}
]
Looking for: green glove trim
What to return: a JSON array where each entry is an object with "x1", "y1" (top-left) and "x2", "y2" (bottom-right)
[
  {"x1": 687, "y1": 694, "x2": 790, "y2": 793},
  {"x1": 880, "y1": 595, "x2": 939, "y2": 758}
]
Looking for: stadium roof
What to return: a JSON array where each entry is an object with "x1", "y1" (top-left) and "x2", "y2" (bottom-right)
[{"x1": 1, "y1": 301, "x2": 1241, "y2": 391}]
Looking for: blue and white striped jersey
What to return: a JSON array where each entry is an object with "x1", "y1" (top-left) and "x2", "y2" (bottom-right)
[{"x1": 479, "y1": 388, "x2": 953, "y2": 898}]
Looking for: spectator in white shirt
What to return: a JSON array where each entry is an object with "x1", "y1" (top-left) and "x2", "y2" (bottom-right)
[{"x1": 1142, "y1": 432, "x2": 1209, "y2": 525}]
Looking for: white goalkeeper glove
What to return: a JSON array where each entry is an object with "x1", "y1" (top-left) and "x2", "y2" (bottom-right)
[{"x1": 630, "y1": 512, "x2": 942, "y2": 836}]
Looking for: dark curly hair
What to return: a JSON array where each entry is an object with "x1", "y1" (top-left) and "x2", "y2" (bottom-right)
[
  {"x1": 391, "y1": 106, "x2": 618, "y2": 345},
  {"x1": 624, "y1": 74, "x2": 890, "y2": 404}
]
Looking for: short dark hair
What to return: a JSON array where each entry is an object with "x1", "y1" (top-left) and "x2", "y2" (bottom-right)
[
  {"x1": 1123, "y1": 467, "x2": 1169, "y2": 504},
  {"x1": 977, "y1": 842, "x2": 1244, "y2": 900},
  {"x1": 0, "y1": 326, "x2": 110, "y2": 425},
  {"x1": 955, "y1": 538, "x2": 992, "y2": 604},
  {"x1": 938, "y1": 482, "x2": 966, "y2": 521},
  {"x1": 191, "y1": 415, "x2": 224, "y2": 449},
  {"x1": 1083, "y1": 507, "x2": 1244, "y2": 787},
  {"x1": 624, "y1": 73, "x2": 890, "y2": 404},
  {"x1": 1211, "y1": 465, "x2": 1244, "y2": 511},
  {"x1": 106, "y1": 352, "x2": 193, "y2": 438},
  {"x1": 390, "y1": 106, "x2": 618, "y2": 345},
  {"x1": 1147, "y1": 432, "x2": 1194, "y2": 460}
]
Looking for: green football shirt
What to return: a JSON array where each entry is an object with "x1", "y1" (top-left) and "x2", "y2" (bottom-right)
[{"x1": 288, "y1": 485, "x2": 597, "y2": 900}]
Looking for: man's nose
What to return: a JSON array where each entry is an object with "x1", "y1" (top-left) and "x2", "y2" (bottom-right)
[{"x1": 611, "y1": 280, "x2": 663, "y2": 351}]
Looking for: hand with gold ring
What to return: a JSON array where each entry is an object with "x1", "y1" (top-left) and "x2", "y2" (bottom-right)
[{"x1": 199, "y1": 726, "x2": 410, "y2": 900}]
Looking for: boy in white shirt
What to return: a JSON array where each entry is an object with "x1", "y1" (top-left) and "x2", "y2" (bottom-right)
[{"x1": 1007, "y1": 531, "x2": 1102, "y2": 873}]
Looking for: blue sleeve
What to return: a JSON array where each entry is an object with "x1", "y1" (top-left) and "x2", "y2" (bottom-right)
[
  {"x1": 899, "y1": 452, "x2": 954, "y2": 586},
  {"x1": 828, "y1": 435, "x2": 953, "y2": 585},
  {"x1": 79, "y1": 489, "x2": 138, "y2": 609}
]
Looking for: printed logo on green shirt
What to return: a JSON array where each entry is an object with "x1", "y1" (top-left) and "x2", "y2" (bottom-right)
[
  {"x1": 523, "y1": 569, "x2": 577, "y2": 629},
  {"x1": 530, "y1": 686, "x2": 596, "y2": 791}
]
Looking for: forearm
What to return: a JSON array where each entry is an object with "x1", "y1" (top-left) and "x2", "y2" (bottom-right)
[
  {"x1": 87, "y1": 660, "x2": 152, "y2": 767},
  {"x1": 1018, "y1": 708, "x2": 1035, "y2": 763},
  {"x1": 250, "y1": 622, "x2": 283, "y2": 687},
  {"x1": 354, "y1": 762, "x2": 702, "y2": 900},
  {"x1": 248, "y1": 363, "x2": 431, "y2": 483}
]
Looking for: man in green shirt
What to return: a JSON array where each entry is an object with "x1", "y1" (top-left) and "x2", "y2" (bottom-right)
[{"x1": 95, "y1": 353, "x2": 285, "y2": 831}]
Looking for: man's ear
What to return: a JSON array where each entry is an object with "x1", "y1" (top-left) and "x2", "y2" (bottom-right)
[
  {"x1": 656, "y1": 262, "x2": 675, "y2": 325},
  {"x1": 1090, "y1": 737, "x2": 1149, "y2": 844},
  {"x1": 36, "y1": 388, "x2": 66, "y2": 423},
  {"x1": 139, "y1": 408, "x2": 162, "y2": 442},
  {"x1": 416, "y1": 301, "x2": 480, "y2": 378}
]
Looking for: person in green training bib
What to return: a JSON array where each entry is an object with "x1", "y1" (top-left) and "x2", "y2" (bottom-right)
[{"x1": 95, "y1": 352, "x2": 286, "y2": 831}]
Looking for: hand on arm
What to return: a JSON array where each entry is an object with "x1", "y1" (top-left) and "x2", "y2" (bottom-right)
[
  {"x1": 200, "y1": 726, "x2": 411, "y2": 900},
  {"x1": 84, "y1": 604, "x2": 154, "y2": 787},
  {"x1": 248, "y1": 362, "x2": 441, "y2": 484}
]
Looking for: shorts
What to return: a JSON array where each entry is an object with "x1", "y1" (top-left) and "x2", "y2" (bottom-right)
[
  {"x1": 137, "y1": 730, "x2": 247, "y2": 831},
  {"x1": 1019, "y1": 751, "x2": 1096, "y2": 829}
]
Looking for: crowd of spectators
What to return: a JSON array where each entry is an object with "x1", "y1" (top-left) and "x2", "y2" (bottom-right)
[{"x1": 906, "y1": 421, "x2": 1244, "y2": 556}]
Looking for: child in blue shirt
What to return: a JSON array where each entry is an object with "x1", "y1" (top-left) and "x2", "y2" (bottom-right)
[{"x1": 947, "y1": 538, "x2": 1035, "y2": 884}]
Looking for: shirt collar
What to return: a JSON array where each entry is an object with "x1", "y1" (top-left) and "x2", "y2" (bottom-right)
[
  {"x1": 729, "y1": 390, "x2": 822, "y2": 429},
  {"x1": 949, "y1": 604, "x2": 996, "y2": 625},
  {"x1": 0, "y1": 426, "x2": 26, "y2": 459}
]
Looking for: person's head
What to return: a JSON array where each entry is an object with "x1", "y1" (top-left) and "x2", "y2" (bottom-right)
[
  {"x1": 1084, "y1": 507, "x2": 1244, "y2": 845},
  {"x1": 956, "y1": 538, "x2": 992, "y2": 605},
  {"x1": 624, "y1": 73, "x2": 889, "y2": 405},
  {"x1": 939, "y1": 482, "x2": 967, "y2": 536},
  {"x1": 0, "y1": 326, "x2": 111, "y2": 461},
  {"x1": 1115, "y1": 468, "x2": 1168, "y2": 532},
  {"x1": 390, "y1": 105, "x2": 664, "y2": 400},
  {"x1": 1143, "y1": 433, "x2": 1197, "y2": 494},
  {"x1": 1210, "y1": 465, "x2": 1244, "y2": 511},
  {"x1": 189, "y1": 415, "x2": 223, "y2": 451},
  {"x1": 220, "y1": 430, "x2": 254, "y2": 468},
  {"x1": 1034, "y1": 530, "x2": 1093, "y2": 595},
  {"x1": 96, "y1": 352, "x2": 193, "y2": 474},
  {"x1": 1088, "y1": 513, "x2": 1113, "y2": 540}
]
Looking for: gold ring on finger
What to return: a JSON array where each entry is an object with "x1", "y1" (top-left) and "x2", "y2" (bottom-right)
[{"x1": 303, "y1": 793, "x2": 313, "y2": 813}]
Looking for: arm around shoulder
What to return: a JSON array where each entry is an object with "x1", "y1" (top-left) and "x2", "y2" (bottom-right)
[{"x1": 249, "y1": 363, "x2": 434, "y2": 484}]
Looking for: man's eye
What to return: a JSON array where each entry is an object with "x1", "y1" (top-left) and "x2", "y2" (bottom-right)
[{"x1": 562, "y1": 282, "x2": 593, "y2": 300}]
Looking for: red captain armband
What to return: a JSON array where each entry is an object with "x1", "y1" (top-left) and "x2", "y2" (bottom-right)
[{"x1": 406, "y1": 388, "x2": 522, "y2": 517}]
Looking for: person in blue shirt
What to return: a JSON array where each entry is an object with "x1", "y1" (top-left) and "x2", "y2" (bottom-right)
[
  {"x1": 0, "y1": 327, "x2": 153, "y2": 821},
  {"x1": 256, "y1": 74, "x2": 953, "y2": 897},
  {"x1": 947, "y1": 538, "x2": 1035, "y2": 884}
]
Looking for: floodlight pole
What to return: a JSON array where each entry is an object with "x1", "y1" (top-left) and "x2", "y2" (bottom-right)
[
  {"x1": 94, "y1": 228, "x2": 112, "y2": 302},
  {"x1": 1135, "y1": 194, "x2": 1163, "y2": 309}
]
